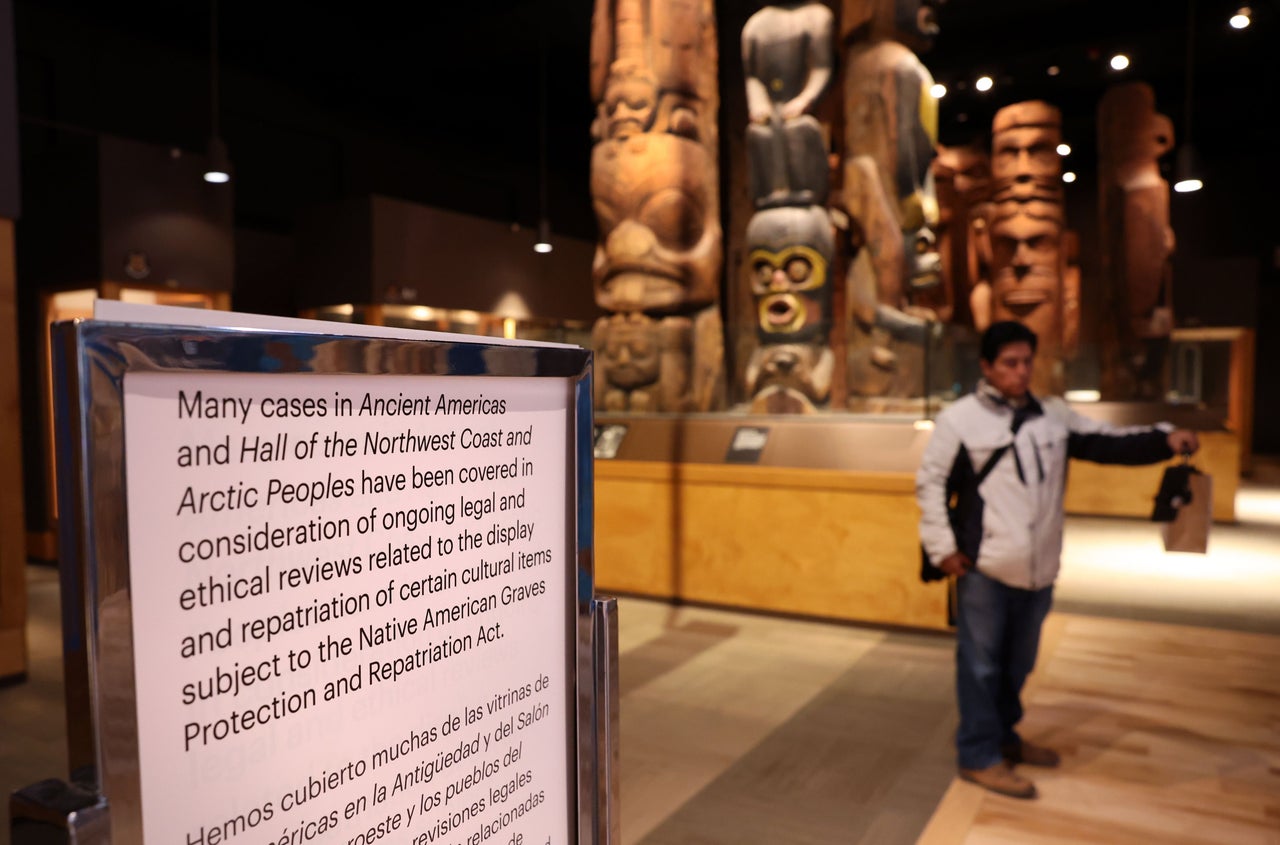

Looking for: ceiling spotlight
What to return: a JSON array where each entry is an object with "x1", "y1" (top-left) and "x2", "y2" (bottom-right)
[
  {"x1": 1056, "y1": 143, "x2": 1071, "y2": 156},
  {"x1": 202, "y1": 1, "x2": 231, "y2": 185},
  {"x1": 930, "y1": 82, "x2": 947, "y2": 99},
  {"x1": 1110, "y1": 53, "x2": 1130, "y2": 71},
  {"x1": 1047, "y1": 65, "x2": 1061, "y2": 77},
  {"x1": 1062, "y1": 172, "x2": 1077, "y2": 183},
  {"x1": 975, "y1": 75, "x2": 994, "y2": 93},
  {"x1": 202, "y1": 136, "x2": 232, "y2": 184},
  {"x1": 1230, "y1": 6, "x2": 1251, "y2": 28},
  {"x1": 533, "y1": 218, "x2": 553, "y2": 253},
  {"x1": 1173, "y1": 145, "x2": 1204, "y2": 193}
]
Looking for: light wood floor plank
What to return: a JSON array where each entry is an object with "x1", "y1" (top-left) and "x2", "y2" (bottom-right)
[{"x1": 918, "y1": 613, "x2": 1280, "y2": 845}]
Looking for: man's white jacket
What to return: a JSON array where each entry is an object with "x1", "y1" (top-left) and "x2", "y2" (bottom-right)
[{"x1": 916, "y1": 385, "x2": 1174, "y2": 590}]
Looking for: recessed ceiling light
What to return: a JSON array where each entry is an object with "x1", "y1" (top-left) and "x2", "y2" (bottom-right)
[
  {"x1": 1056, "y1": 143, "x2": 1071, "y2": 156},
  {"x1": 1230, "y1": 6, "x2": 1251, "y2": 28},
  {"x1": 1062, "y1": 172, "x2": 1077, "y2": 183},
  {"x1": 930, "y1": 82, "x2": 947, "y2": 99},
  {"x1": 1110, "y1": 53, "x2": 1130, "y2": 71},
  {"x1": 975, "y1": 75, "x2": 994, "y2": 92}
]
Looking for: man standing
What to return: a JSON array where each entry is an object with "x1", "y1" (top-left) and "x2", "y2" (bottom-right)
[{"x1": 916, "y1": 321, "x2": 1198, "y2": 799}]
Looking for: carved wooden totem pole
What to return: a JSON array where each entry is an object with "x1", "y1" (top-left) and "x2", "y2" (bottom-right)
[
  {"x1": 741, "y1": 2, "x2": 837, "y2": 413},
  {"x1": 840, "y1": 0, "x2": 943, "y2": 403},
  {"x1": 932, "y1": 144, "x2": 992, "y2": 329},
  {"x1": 971, "y1": 102, "x2": 1077, "y2": 395},
  {"x1": 589, "y1": 0, "x2": 725, "y2": 412},
  {"x1": 1098, "y1": 82, "x2": 1175, "y2": 400}
]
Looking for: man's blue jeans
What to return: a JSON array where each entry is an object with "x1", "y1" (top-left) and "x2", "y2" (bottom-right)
[{"x1": 954, "y1": 569, "x2": 1054, "y2": 771}]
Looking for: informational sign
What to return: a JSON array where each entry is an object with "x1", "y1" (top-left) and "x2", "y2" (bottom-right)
[
  {"x1": 725, "y1": 426, "x2": 769, "y2": 464},
  {"x1": 592, "y1": 425, "x2": 627, "y2": 460},
  {"x1": 123, "y1": 370, "x2": 574, "y2": 845}
]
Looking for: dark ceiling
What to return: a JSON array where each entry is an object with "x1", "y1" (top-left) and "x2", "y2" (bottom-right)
[{"x1": 11, "y1": 0, "x2": 1277, "y2": 242}]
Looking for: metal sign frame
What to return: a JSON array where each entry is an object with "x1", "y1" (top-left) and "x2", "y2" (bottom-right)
[{"x1": 34, "y1": 319, "x2": 614, "y2": 844}]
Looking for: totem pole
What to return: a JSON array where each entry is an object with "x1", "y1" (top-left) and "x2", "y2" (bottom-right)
[
  {"x1": 740, "y1": 2, "x2": 837, "y2": 413},
  {"x1": 932, "y1": 144, "x2": 992, "y2": 328},
  {"x1": 971, "y1": 102, "x2": 1077, "y2": 396},
  {"x1": 840, "y1": 0, "x2": 943, "y2": 402},
  {"x1": 589, "y1": 0, "x2": 725, "y2": 411},
  {"x1": 1098, "y1": 82, "x2": 1175, "y2": 400}
]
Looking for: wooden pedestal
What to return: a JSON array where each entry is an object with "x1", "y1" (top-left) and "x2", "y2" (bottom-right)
[
  {"x1": 592, "y1": 408, "x2": 1241, "y2": 631},
  {"x1": 595, "y1": 460, "x2": 950, "y2": 631}
]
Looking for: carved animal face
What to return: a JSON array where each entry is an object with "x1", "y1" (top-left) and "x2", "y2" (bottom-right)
[
  {"x1": 748, "y1": 343, "x2": 832, "y2": 403},
  {"x1": 591, "y1": 133, "x2": 721, "y2": 313}
]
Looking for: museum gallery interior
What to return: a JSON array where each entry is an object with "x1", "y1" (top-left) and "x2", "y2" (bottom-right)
[{"x1": 1, "y1": 0, "x2": 1278, "y2": 843}]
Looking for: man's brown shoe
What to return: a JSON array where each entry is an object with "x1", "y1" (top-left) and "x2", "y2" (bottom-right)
[
  {"x1": 1002, "y1": 740, "x2": 1061, "y2": 768},
  {"x1": 959, "y1": 761, "x2": 1037, "y2": 799}
]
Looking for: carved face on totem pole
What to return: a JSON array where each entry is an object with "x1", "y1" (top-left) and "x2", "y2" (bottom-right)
[
  {"x1": 932, "y1": 145, "x2": 992, "y2": 324},
  {"x1": 988, "y1": 199, "x2": 1064, "y2": 356},
  {"x1": 598, "y1": 60, "x2": 660, "y2": 141},
  {"x1": 591, "y1": 133, "x2": 721, "y2": 313},
  {"x1": 991, "y1": 101, "x2": 1062, "y2": 205},
  {"x1": 598, "y1": 313, "x2": 664, "y2": 389},
  {"x1": 590, "y1": 0, "x2": 721, "y2": 315},
  {"x1": 935, "y1": 145, "x2": 992, "y2": 213},
  {"x1": 592, "y1": 311, "x2": 696, "y2": 412},
  {"x1": 745, "y1": 343, "x2": 834, "y2": 411},
  {"x1": 746, "y1": 205, "x2": 834, "y2": 344}
]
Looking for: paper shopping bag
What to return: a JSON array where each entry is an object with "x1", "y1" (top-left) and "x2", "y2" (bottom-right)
[{"x1": 1161, "y1": 471, "x2": 1212, "y2": 554}]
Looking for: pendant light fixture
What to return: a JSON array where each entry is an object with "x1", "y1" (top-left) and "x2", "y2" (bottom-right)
[
  {"x1": 203, "y1": 0, "x2": 231, "y2": 184},
  {"x1": 532, "y1": 9, "x2": 552, "y2": 254},
  {"x1": 1173, "y1": 0, "x2": 1203, "y2": 193}
]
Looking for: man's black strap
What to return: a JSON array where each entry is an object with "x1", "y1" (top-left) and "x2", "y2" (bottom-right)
[{"x1": 975, "y1": 443, "x2": 1010, "y2": 484}]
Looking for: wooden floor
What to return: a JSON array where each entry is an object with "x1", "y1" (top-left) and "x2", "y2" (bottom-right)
[
  {"x1": 618, "y1": 601, "x2": 1280, "y2": 845},
  {"x1": 617, "y1": 598, "x2": 958, "y2": 845},
  {"x1": 917, "y1": 613, "x2": 1280, "y2": 845},
  {"x1": 4, "y1": 474, "x2": 1279, "y2": 845}
]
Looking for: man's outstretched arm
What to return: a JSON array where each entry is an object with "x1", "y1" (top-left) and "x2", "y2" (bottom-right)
[{"x1": 1067, "y1": 410, "x2": 1200, "y2": 465}]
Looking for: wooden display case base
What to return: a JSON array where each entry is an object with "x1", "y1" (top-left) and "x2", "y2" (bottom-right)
[
  {"x1": 592, "y1": 409, "x2": 1240, "y2": 631},
  {"x1": 595, "y1": 460, "x2": 950, "y2": 631}
]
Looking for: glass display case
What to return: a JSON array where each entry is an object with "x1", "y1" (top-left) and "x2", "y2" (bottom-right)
[
  {"x1": 32, "y1": 284, "x2": 231, "y2": 560},
  {"x1": 1167, "y1": 327, "x2": 1255, "y2": 472},
  {"x1": 300, "y1": 303, "x2": 593, "y2": 347}
]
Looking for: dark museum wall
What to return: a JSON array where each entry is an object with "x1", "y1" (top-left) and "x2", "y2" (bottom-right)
[
  {"x1": 0, "y1": 0, "x2": 17, "y2": 219},
  {"x1": 6, "y1": 0, "x2": 1280, "y2": 539}
]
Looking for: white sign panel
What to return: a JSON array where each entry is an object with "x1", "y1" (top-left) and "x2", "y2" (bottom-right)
[{"x1": 123, "y1": 370, "x2": 572, "y2": 845}]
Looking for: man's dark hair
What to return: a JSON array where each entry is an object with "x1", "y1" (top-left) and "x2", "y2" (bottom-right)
[{"x1": 979, "y1": 321, "x2": 1038, "y2": 363}]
